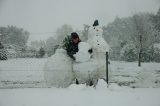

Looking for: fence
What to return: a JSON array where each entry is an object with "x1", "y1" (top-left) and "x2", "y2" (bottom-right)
[{"x1": 0, "y1": 52, "x2": 160, "y2": 88}]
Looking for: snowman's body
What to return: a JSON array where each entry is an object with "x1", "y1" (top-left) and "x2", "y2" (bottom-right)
[
  {"x1": 73, "y1": 23, "x2": 110, "y2": 85},
  {"x1": 73, "y1": 42, "x2": 98, "y2": 85},
  {"x1": 43, "y1": 42, "x2": 94, "y2": 87},
  {"x1": 43, "y1": 49, "x2": 74, "y2": 88},
  {"x1": 73, "y1": 42, "x2": 92, "y2": 62},
  {"x1": 87, "y1": 25, "x2": 110, "y2": 79}
]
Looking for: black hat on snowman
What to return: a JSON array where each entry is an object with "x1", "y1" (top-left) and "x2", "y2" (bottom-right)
[{"x1": 93, "y1": 20, "x2": 99, "y2": 26}]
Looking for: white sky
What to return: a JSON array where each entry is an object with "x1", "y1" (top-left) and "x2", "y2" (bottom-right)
[{"x1": 0, "y1": 0, "x2": 160, "y2": 42}]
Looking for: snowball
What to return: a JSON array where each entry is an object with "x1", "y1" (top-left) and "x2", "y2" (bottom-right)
[
  {"x1": 68, "y1": 84, "x2": 87, "y2": 90},
  {"x1": 109, "y1": 83, "x2": 122, "y2": 90},
  {"x1": 43, "y1": 49, "x2": 74, "y2": 88},
  {"x1": 74, "y1": 42, "x2": 92, "y2": 62},
  {"x1": 96, "y1": 79, "x2": 108, "y2": 90}
]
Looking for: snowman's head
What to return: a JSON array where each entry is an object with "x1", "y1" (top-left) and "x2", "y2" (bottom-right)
[
  {"x1": 88, "y1": 25, "x2": 103, "y2": 39},
  {"x1": 87, "y1": 20, "x2": 110, "y2": 53},
  {"x1": 73, "y1": 42, "x2": 93, "y2": 62}
]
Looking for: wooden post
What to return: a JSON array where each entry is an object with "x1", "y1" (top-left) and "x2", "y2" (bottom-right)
[
  {"x1": 106, "y1": 52, "x2": 109, "y2": 86},
  {"x1": 138, "y1": 35, "x2": 142, "y2": 67}
]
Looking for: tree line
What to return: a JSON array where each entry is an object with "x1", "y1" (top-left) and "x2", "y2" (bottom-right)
[
  {"x1": 1, "y1": 8, "x2": 160, "y2": 61},
  {"x1": 103, "y1": 8, "x2": 160, "y2": 62},
  {"x1": 0, "y1": 25, "x2": 29, "y2": 49}
]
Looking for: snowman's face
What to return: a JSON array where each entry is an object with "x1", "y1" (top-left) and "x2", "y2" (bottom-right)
[
  {"x1": 88, "y1": 26, "x2": 103, "y2": 39},
  {"x1": 87, "y1": 25, "x2": 110, "y2": 52},
  {"x1": 73, "y1": 42, "x2": 93, "y2": 62}
]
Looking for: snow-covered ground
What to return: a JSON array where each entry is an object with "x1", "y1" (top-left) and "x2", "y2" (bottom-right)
[
  {"x1": 0, "y1": 80, "x2": 160, "y2": 106},
  {"x1": 110, "y1": 61, "x2": 160, "y2": 88},
  {"x1": 0, "y1": 58, "x2": 47, "y2": 88},
  {"x1": 0, "y1": 58, "x2": 160, "y2": 106},
  {"x1": 0, "y1": 58, "x2": 160, "y2": 88}
]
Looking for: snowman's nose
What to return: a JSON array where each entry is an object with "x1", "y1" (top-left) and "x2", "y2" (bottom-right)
[{"x1": 96, "y1": 29, "x2": 99, "y2": 32}]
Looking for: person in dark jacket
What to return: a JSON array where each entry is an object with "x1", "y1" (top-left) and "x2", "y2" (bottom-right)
[{"x1": 66, "y1": 32, "x2": 81, "y2": 60}]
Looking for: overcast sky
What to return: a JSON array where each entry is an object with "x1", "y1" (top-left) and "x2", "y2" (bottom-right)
[{"x1": 0, "y1": 0, "x2": 160, "y2": 42}]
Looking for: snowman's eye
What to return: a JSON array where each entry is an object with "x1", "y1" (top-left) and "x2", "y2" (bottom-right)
[
  {"x1": 88, "y1": 49, "x2": 93, "y2": 54},
  {"x1": 93, "y1": 27, "x2": 95, "y2": 29}
]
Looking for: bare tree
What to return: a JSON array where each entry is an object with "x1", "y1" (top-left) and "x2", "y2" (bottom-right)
[
  {"x1": 132, "y1": 13, "x2": 155, "y2": 66},
  {"x1": 133, "y1": 14, "x2": 145, "y2": 66}
]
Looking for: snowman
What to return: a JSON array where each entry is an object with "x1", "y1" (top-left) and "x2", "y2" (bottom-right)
[
  {"x1": 43, "y1": 49, "x2": 74, "y2": 88},
  {"x1": 43, "y1": 38, "x2": 94, "y2": 88},
  {"x1": 73, "y1": 42, "x2": 98, "y2": 86},
  {"x1": 87, "y1": 20, "x2": 110, "y2": 58},
  {"x1": 87, "y1": 20, "x2": 110, "y2": 79},
  {"x1": 43, "y1": 20, "x2": 110, "y2": 87},
  {"x1": 73, "y1": 20, "x2": 110, "y2": 85}
]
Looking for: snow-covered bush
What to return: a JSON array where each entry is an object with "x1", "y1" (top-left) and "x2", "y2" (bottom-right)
[
  {"x1": 36, "y1": 47, "x2": 46, "y2": 58},
  {"x1": 140, "y1": 47, "x2": 154, "y2": 62},
  {"x1": 153, "y1": 47, "x2": 160, "y2": 62},
  {"x1": 141, "y1": 45, "x2": 160, "y2": 62},
  {"x1": 120, "y1": 43, "x2": 138, "y2": 62},
  {"x1": 120, "y1": 44, "x2": 160, "y2": 62}
]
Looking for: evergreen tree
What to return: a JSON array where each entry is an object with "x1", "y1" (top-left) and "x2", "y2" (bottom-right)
[
  {"x1": 62, "y1": 35, "x2": 71, "y2": 51},
  {"x1": 120, "y1": 43, "x2": 138, "y2": 62}
]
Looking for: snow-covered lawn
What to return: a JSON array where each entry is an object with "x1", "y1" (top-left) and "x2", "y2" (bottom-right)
[
  {"x1": 0, "y1": 58, "x2": 160, "y2": 106},
  {"x1": 0, "y1": 82, "x2": 160, "y2": 106},
  {"x1": 110, "y1": 61, "x2": 160, "y2": 87},
  {"x1": 0, "y1": 58, "x2": 160, "y2": 88},
  {"x1": 0, "y1": 58, "x2": 47, "y2": 88}
]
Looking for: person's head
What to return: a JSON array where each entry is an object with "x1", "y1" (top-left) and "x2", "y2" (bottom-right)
[{"x1": 71, "y1": 32, "x2": 80, "y2": 44}]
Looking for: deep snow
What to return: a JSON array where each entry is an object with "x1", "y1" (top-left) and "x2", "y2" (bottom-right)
[
  {"x1": 0, "y1": 58, "x2": 160, "y2": 88},
  {"x1": 0, "y1": 80, "x2": 160, "y2": 106},
  {"x1": 0, "y1": 58, "x2": 160, "y2": 106}
]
